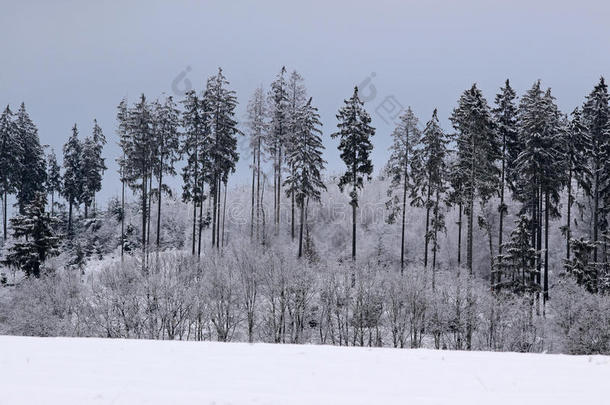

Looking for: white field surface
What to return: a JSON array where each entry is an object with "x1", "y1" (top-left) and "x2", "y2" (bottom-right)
[{"x1": 0, "y1": 336, "x2": 608, "y2": 405}]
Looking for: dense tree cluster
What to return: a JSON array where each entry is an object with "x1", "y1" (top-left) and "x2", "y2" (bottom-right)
[{"x1": 1, "y1": 72, "x2": 610, "y2": 355}]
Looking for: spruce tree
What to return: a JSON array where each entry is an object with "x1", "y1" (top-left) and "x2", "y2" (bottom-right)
[
  {"x1": 411, "y1": 109, "x2": 448, "y2": 281},
  {"x1": 62, "y1": 124, "x2": 83, "y2": 235},
  {"x1": 581, "y1": 77, "x2": 610, "y2": 291},
  {"x1": 451, "y1": 84, "x2": 500, "y2": 278},
  {"x1": 496, "y1": 215, "x2": 539, "y2": 294},
  {"x1": 266, "y1": 67, "x2": 289, "y2": 233},
  {"x1": 493, "y1": 79, "x2": 519, "y2": 283},
  {"x1": 286, "y1": 70, "x2": 307, "y2": 240},
  {"x1": 246, "y1": 86, "x2": 267, "y2": 241},
  {"x1": 2, "y1": 192, "x2": 59, "y2": 278},
  {"x1": 331, "y1": 86, "x2": 375, "y2": 261},
  {"x1": 45, "y1": 149, "x2": 62, "y2": 216},
  {"x1": 564, "y1": 237, "x2": 597, "y2": 293},
  {"x1": 0, "y1": 105, "x2": 22, "y2": 240},
  {"x1": 385, "y1": 107, "x2": 420, "y2": 273},
  {"x1": 14, "y1": 103, "x2": 46, "y2": 214},
  {"x1": 152, "y1": 95, "x2": 181, "y2": 248},
  {"x1": 181, "y1": 90, "x2": 210, "y2": 255},
  {"x1": 561, "y1": 108, "x2": 589, "y2": 260},
  {"x1": 284, "y1": 98, "x2": 326, "y2": 257},
  {"x1": 116, "y1": 100, "x2": 128, "y2": 259},
  {"x1": 205, "y1": 68, "x2": 240, "y2": 249}
]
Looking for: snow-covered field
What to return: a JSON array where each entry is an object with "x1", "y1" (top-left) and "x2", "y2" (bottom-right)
[{"x1": 0, "y1": 336, "x2": 608, "y2": 405}]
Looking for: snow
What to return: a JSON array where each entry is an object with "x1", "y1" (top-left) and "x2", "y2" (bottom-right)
[{"x1": 0, "y1": 336, "x2": 608, "y2": 405}]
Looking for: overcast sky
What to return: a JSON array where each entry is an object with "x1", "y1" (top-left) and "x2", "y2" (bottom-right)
[{"x1": 1, "y1": 0, "x2": 608, "y2": 204}]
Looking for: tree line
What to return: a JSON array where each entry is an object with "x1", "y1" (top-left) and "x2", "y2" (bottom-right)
[{"x1": 1, "y1": 70, "x2": 609, "y2": 309}]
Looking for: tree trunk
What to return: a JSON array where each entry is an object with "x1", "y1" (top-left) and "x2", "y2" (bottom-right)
[
  {"x1": 424, "y1": 183, "x2": 432, "y2": 268},
  {"x1": 457, "y1": 202, "x2": 462, "y2": 266},
  {"x1": 544, "y1": 191, "x2": 550, "y2": 308},
  {"x1": 84, "y1": 203, "x2": 88, "y2": 219},
  {"x1": 593, "y1": 165, "x2": 599, "y2": 291},
  {"x1": 50, "y1": 191, "x2": 54, "y2": 217},
  {"x1": 566, "y1": 168, "x2": 572, "y2": 260},
  {"x1": 197, "y1": 181, "x2": 205, "y2": 257},
  {"x1": 141, "y1": 173, "x2": 148, "y2": 271},
  {"x1": 250, "y1": 150, "x2": 255, "y2": 239},
  {"x1": 121, "y1": 165, "x2": 125, "y2": 261},
  {"x1": 221, "y1": 180, "x2": 227, "y2": 248},
  {"x1": 3, "y1": 189, "x2": 7, "y2": 240},
  {"x1": 212, "y1": 176, "x2": 217, "y2": 248},
  {"x1": 432, "y1": 187, "x2": 440, "y2": 290},
  {"x1": 256, "y1": 138, "x2": 261, "y2": 240},
  {"x1": 400, "y1": 165, "x2": 408, "y2": 274},
  {"x1": 497, "y1": 137, "x2": 506, "y2": 291},
  {"x1": 298, "y1": 202, "x2": 304, "y2": 258},
  {"x1": 68, "y1": 199, "x2": 73, "y2": 235},
  {"x1": 156, "y1": 157, "x2": 163, "y2": 248}
]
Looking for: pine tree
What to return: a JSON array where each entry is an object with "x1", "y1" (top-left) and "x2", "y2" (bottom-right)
[
  {"x1": 564, "y1": 237, "x2": 597, "y2": 293},
  {"x1": 451, "y1": 84, "x2": 501, "y2": 278},
  {"x1": 91, "y1": 119, "x2": 106, "y2": 214},
  {"x1": 496, "y1": 215, "x2": 539, "y2": 294},
  {"x1": 385, "y1": 107, "x2": 420, "y2": 273},
  {"x1": 266, "y1": 67, "x2": 289, "y2": 234},
  {"x1": 493, "y1": 79, "x2": 519, "y2": 284},
  {"x1": 206, "y1": 68, "x2": 240, "y2": 249},
  {"x1": 0, "y1": 105, "x2": 22, "y2": 240},
  {"x1": 2, "y1": 192, "x2": 59, "y2": 278},
  {"x1": 62, "y1": 124, "x2": 83, "y2": 235},
  {"x1": 411, "y1": 109, "x2": 448, "y2": 282},
  {"x1": 116, "y1": 100, "x2": 129, "y2": 260},
  {"x1": 152, "y1": 95, "x2": 181, "y2": 248},
  {"x1": 284, "y1": 97, "x2": 326, "y2": 257},
  {"x1": 246, "y1": 86, "x2": 267, "y2": 241},
  {"x1": 581, "y1": 77, "x2": 610, "y2": 291},
  {"x1": 14, "y1": 103, "x2": 46, "y2": 214},
  {"x1": 286, "y1": 70, "x2": 307, "y2": 240},
  {"x1": 45, "y1": 149, "x2": 62, "y2": 216},
  {"x1": 181, "y1": 90, "x2": 210, "y2": 255},
  {"x1": 331, "y1": 86, "x2": 375, "y2": 261},
  {"x1": 512, "y1": 82, "x2": 565, "y2": 302},
  {"x1": 122, "y1": 94, "x2": 155, "y2": 266},
  {"x1": 561, "y1": 108, "x2": 590, "y2": 260}
]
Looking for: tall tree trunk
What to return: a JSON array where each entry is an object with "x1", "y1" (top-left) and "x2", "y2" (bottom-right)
[
  {"x1": 197, "y1": 181, "x2": 205, "y2": 257},
  {"x1": 256, "y1": 138, "x2": 261, "y2": 240},
  {"x1": 147, "y1": 174, "x2": 152, "y2": 248},
  {"x1": 400, "y1": 165, "x2": 408, "y2": 274},
  {"x1": 221, "y1": 180, "x2": 228, "y2": 248},
  {"x1": 277, "y1": 145, "x2": 282, "y2": 233},
  {"x1": 121, "y1": 165, "x2": 125, "y2": 261},
  {"x1": 3, "y1": 189, "x2": 7, "y2": 240},
  {"x1": 497, "y1": 135, "x2": 506, "y2": 290},
  {"x1": 593, "y1": 165, "x2": 600, "y2": 290},
  {"x1": 424, "y1": 183, "x2": 432, "y2": 268},
  {"x1": 544, "y1": 191, "x2": 550, "y2": 308},
  {"x1": 432, "y1": 187, "x2": 440, "y2": 290},
  {"x1": 298, "y1": 202, "x2": 304, "y2": 258},
  {"x1": 250, "y1": 151, "x2": 255, "y2": 239},
  {"x1": 212, "y1": 175, "x2": 217, "y2": 248},
  {"x1": 141, "y1": 173, "x2": 148, "y2": 271},
  {"x1": 50, "y1": 191, "x2": 54, "y2": 217},
  {"x1": 457, "y1": 202, "x2": 462, "y2": 266},
  {"x1": 84, "y1": 203, "x2": 88, "y2": 219},
  {"x1": 156, "y1": 157, "x2": 163, "y2": 248},
  {"x1": 216, "y1": 177, "x2": 221, "y2": 249},
  {"x1": 352, "y1": 164, "x2": 357, "y2": 261},
  {"x1": 68, "y1": 199, "x2": 73, "y2": 235},
  {"x1": 566, "y1": 167, "x2": 572, "y2": 260}
]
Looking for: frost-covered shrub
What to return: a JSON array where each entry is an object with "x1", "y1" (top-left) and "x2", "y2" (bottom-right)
[{"x1": 552, "y1": 279, "x2": 610, "y2": 354}]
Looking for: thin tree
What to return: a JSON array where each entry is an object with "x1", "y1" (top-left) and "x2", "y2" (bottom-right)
[
  {"x1": 284, "y1": 98, "x2": 326, "y2": 257},
  {"x1": 385, "y1": 107, "x2": 421, "y2": 273},
  {"x1": 45, "y1": 149, "x2": 62, "y2": 216},
  {"x1": 62, "y1": 124, "x2": 82, "y2": 235},
  {"x1": 246, "y1": 86, "x2": 267, "y2": 241},
  {"x1": 0, "y1": 105, "x2": 22, "y2": 240},
  {"x1": 331, "y1": 86, "x2": 375, "y2": 261}
]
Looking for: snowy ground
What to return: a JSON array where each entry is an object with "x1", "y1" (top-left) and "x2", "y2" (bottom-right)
[{"x1": 0, "y1": 336, "x2": 608, "y2": 405}]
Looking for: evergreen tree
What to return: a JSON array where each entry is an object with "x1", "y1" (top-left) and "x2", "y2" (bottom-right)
[
  {"x1": 286, "y1": 70, "x2": 307, "y2": 240},
  {"x1": 181, "y1": 90, "x2": 211, "y2": 255},
  {"x1": 581, "y1": 77, "x2": 610, "y2": 291},
  {"x1": 0, "y1": 105, "x2": 22, "y2": 240},
  {"x1": 493, "y1": 79, "x2": 519, "y2": 282},
  {"x1": 411, "y1": 109, "x2": 448, "y2": 281},
  {"x1": 14, "y1": 103, "x2": 46, "y2": 214},
  {"x1": 246, "y1": 86, "x2": 267, "y2": 241},
  {"x1": 116, "y1": 100, "x2": 129, "y2": 260},
  {"x1": 266, "y1": 66, "x2": 289, "y2": 233},
  {"x1": 451, "y1": 84, "x2": 500, "y2": 278},
  {"x1": 45, "y1": 149, "x2": 62, "y2": 216},
  {"x1": 152, "y1": 95, "x2": 181, "y2": 248},
  {"x1": 512, "y1": 82, "x2": 565, "y2": 302},
  {"x1": 331, "y1": 86, "x2": 375, "y2": 261},
  {"x1": 385, "y1": 107, "x2": 421, "y2": 273},
  {"x1": 561, "y1": 108, "x2": 590, "y2": 260},
  {"x1": 284, "y1": 97, "x2": 326, "y2": 257},
  {"x1": 122, "y1": 94, "x2": 155, "y2": 265},
  {"x1": 206, "y1": 68, "x2": 240, "y2": 249},
  {"x1": 62, "y1": 124, "x2": 83, "y2": 235},
  {"x1": 496, "y1": 215, "x2": 539, "y2": 294},
  {"x1": 2, "y1": 192, "x2": 59, "y2": 278}
]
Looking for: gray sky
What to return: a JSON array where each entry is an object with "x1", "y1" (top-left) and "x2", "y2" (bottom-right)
[{"x1": 1, "y1": 0, "x2": 609, "y2": 204}]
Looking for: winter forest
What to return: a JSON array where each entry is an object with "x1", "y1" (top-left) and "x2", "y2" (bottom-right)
[{"x1": 1, "y1": 67, "x2": 610, "y2": 355}]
